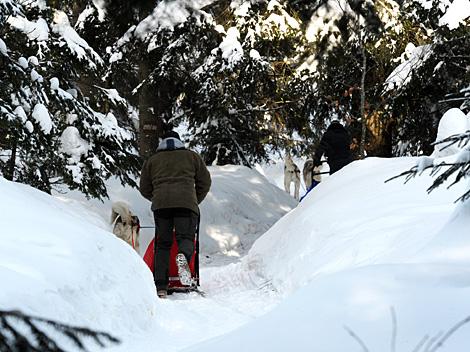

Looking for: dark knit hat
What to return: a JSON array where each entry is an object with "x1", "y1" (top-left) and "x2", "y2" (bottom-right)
[{"x1": 162, "y1": 130, "x2": 181, "y2": 141}]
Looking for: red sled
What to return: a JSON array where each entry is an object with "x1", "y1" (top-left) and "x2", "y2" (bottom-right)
[{"x1": 143, "y1": 229, "x2": 200, "y2": 292}]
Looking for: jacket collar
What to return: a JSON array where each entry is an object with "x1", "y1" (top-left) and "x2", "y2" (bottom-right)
[{"x1": 157, "y1": 137, "x2": 185, "y2": 151}]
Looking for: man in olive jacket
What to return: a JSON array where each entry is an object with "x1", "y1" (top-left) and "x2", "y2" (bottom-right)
[{"x1": 139, "y1": 131, "x2": 211, "y2": 298}]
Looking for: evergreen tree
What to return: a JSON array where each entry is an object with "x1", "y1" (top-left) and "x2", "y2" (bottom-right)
[
  {"x1": 0, "y1": 309, "x2": 119, "y2": 351},
  {"x1": 108, "y1": 0, "x2": 311, "y2": 165},
  {"x1": 0, "y1": 0, "x2": 139, "y2": 198},
  {"x1": 384, "y1": 0, "x2": 470, "y2": 156}
]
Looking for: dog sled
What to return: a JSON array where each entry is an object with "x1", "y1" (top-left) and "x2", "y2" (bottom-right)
[{"x1": 143, "y1": 225, "x2": 201, "y2": 295}]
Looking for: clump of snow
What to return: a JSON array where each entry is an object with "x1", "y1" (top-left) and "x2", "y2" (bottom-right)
[
  {"x1": 30, "y1": 69, "x2": 43, "y2": 82},
  {"x1": 97, "y1": 87, "x2": 127, "y2": 105},
  {"x1": 232, "y1": 0, "x2": 250, "y2": 17},
  {"x1": 91, "y1": 0, "x2": 106, "y2": 21},
  {"x1": 28, "y1": 56, "x2": 39, "y2": 65},
  {"x1": 432, "y1": 108, "x2": 470, "y2": 158},
  {"x1": 306, "y1": 0, "x2": 351, "y2": 43},
  {"x1": 31, "y1": 103, "x2": 53, "y2": 134},
  {"x1": 7, "y1": 16, "x2": 49, "y2": 41},
  {"x1": 50, "y1": 77, "x2": 60, "y2": 90},
  {"x1": 76, "y1": 4, "x2": 96, "y2": 29},
  {"x1": 14, "y1": 106, "x2": 27, "y2": 123},
  {"x1": 416, "y1": 155, "x2": 434, "y2": 172},
  {"x1": 135, "y1": 0, "x2": 213, "y2": 36},
  {"x1": 219, "y1": 27, "x2": 244, "y2": 68},
  {"x1": 93, "y1": 112, "x2": 132, "y2": 140},
  {"x1": 60, "y1": 126, "x2": 90, "y2": 163},
  {"x1": 0, "y1": 38, "x2": 7, "y2": 56},
  {"x1": 18, "y1": 56, "x2": 28, "y2": 68},
  {"x1": 385, "y1": 43, "x2": 433, "y2": 91},
  {"x1": 109, "y1": 51, "x2": 122, "y2": 63},
  {"x1": 249, "y1": 49, "x2": 261, "y2": 60},
  {"x1": 66, "y1": 88, "x2": 78, "y2": 98},
  {"x1": 52, "y1": 10, "x2": 103, "y2": 68},
  {"x1": 25, "y1": 121, "x2": 34, "y2": 133},
  {"x1": 265, "y1": 0, "x2": 300, "y2": 33},
  {"x1": 438, "y1": 0, "x2": 470, "y2": 30}
]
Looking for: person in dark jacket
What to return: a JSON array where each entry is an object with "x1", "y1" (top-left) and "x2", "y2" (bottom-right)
[
  {"x1": 313, "y1": 120, "x2": 353, "y2": 174},
  {"x1": 139, "y1": 130, "x2": 211, "y2": 298}
]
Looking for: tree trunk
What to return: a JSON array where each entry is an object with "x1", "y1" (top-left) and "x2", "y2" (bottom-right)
[
  {"x1": 359, "y1": 44, "x2": 367, "y2": 159},
  {"x1": 5, "y1": 137, "x2": 17, "y2": 181},
  {"x1": 138, "y1": 59, "x2": 162, "y2": 159}
]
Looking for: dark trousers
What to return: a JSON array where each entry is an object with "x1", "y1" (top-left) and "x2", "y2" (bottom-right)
[
  {"x1": 153, "y1": 208, "x2": 198, "y2": 290},
  {"x1": 328, "y1": 157, "x2": 353, "y2": 174}
]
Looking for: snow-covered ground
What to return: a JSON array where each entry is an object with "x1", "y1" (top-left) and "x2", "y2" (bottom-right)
[{"x1": 1, "y1": 109, "x2": 470, "y2": 351}]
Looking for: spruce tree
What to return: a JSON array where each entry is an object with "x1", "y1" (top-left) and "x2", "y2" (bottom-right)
[{"x1": 0, "y1": 0, "x2": 139, "y2": 198}]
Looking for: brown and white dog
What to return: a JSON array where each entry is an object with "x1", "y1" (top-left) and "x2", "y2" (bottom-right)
[
  {"x1": 302, "y1": 159, "x2": 322, "y2": 190},
  {"x1": 284, "y1": 153, "x2": 301, "y2": 200},
  {"x1": 110, "y1": 201, "x2": 140, "y2": 253}
]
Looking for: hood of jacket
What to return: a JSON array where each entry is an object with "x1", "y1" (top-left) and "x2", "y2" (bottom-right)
[{"x1": 157, "y1": 137, "x2": 185, "y2": 151}]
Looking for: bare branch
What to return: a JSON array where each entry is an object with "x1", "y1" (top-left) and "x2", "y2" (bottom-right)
[{"x1": 344, "y1": 325, "x2": 370, "y2": 352}]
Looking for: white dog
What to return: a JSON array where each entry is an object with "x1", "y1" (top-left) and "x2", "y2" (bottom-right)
[
  {"x1": 110, "y1": 201, "x2": 140, "y2": 253},
  {"x1": 302, "y1": 159, "x2": 322, "y2": 190},
  {"x1": 284, "y1": 153, "x2": 301, "y2": 200}
]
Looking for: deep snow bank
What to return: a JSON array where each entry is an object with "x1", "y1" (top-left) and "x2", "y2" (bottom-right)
[
  {"x1": 247, "y1": 157, "x2": 469, "y2": 293},
  {"x1": 0, "y1": 177, "x2": 158, "y2": 346},
  {"x1": 199, "y1": 165, "x2": 297, "y2": 260},
  {"x1": 187, "y1": 157, "x2": 470, "y2": 352},
  {"x1": 56, "y1": 165, "x2": 297, "y2": 261}
]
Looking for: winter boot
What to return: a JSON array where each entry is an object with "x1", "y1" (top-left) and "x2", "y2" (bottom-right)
[
  {"x1": 176, "y1": 253, "x2": 192, "y2": 286},
  {"x1": 157, "y1": 289, "x2": 168, "y2": 299}
]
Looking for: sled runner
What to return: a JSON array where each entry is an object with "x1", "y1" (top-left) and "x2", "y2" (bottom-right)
[{"x1": 143, "y1": 224, "x2": 200, "y2": 294}]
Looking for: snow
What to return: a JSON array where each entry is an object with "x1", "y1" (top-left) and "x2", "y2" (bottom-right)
[
  {"x1": 397, "y1": 1, "x2": 469, "y2": 31},
  {"x1": 134, "y1": 0, "x2": 214, "y2": 37},
  {"x1": 232, "y1": 0, "x2": 250, "y2": 17},
  {"x1": 199, "y1": 165, "x2": 297, "y2": 259},
  {"x1": 109, "y1": 51, "x2": 122, "y2": 63},
  {"x1": 50, "y1": 77, "x2": 60, "y2": 90},
  {"x1": 432, "y1": 108, "x2": 470, "y2": 158},
  {"x1": 25, "y1": 121, "x2": 34, "y2": 133},
  {"x1": 2, "y1": 108, "x2": 470, "y2": 351},
  {"x1": 28, "y1": 56, "x2": 39, "y2": 66},
  {"x1": 0, "y1": 38, "x2": 7, "y2": 56},
  {"x1": 219, "y1": 27, "x2": 244, "y2": 68},
  {"x1": 60, "y1": 126, "x2": 90, "y2": 163},
  {"x1": 52, "y1": 10, "x2": 103, "y2": 68},
  {"x1": 31, "y1": 103, "x2": 53, "y2": 134},
  {"x1": 249, "y1": 48, "x2": 261, "y2": 60},
  {"x1": 76, "y1": 5, "x2": 96, "y2": 29},
  {"x1": 13, "y1": 106, "x2": 27, "y2": 123},
  {"x1": 437, "y1": 0, "x2": 470, "y2": 30},
  {"x1": 7, "y1": 16, "x2": 49, "y2": 41},
  {"x1": 91, "y1": 0, "x2": 106, "y2": 21},
  {"x1": 93, "y1": 112, "x2": 132, "y2": 140},
  {"x1": 30, "y1": 68, "x2": 43, "y2": 82},
  {"x1": 0, "y1": 178, "x2": 157, "y2": 350},
  {"x1": 265, "y1": 0, "x2": 300, "y2": 32},
  {"x1": 385, "y1": 43, "x2": 433, "y2": 91},
  {"x1": 97, "y1": 87, "x2": 127, "y2": 105},
  {"x1": 18, "y1": 56, "x2": 28, "y2": 68}
]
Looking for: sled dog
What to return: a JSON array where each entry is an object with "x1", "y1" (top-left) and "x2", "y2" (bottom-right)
[
  {"x1": 110, "y1": 201, "x2": 140, "y2": 253},
  {"x1": 284, "y1": 153, "x2": 301, "y2": 200},
  {"x1": 302, "y1": 159, "x2": 322, "y2": 190}
]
